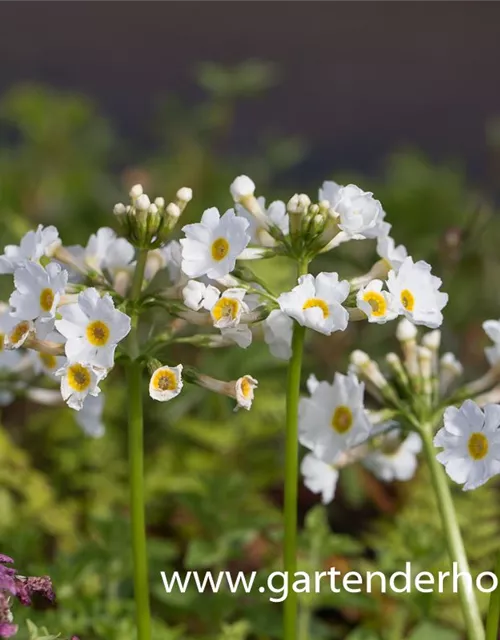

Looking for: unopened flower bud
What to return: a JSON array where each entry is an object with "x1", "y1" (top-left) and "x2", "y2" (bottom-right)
[
  {"x1": 129, "y1": 184, "x2": 144, "y2": 200},
  {"x1": 422, "y1": 330, "x2": 441, "y2": 351},
  {"x1": 166, "y1": 202, "x2": 181, "y2": 219},
  {"x1": 440, "y1": 352, "x2": 463, "y2": 396},
  {"x1": 113, "y1": 203, "x2": 127, "y2": 216},
  {"x1": 396, "y1": 318, "x2": 417, "y2": 342},
  {"x1": 176, "y1": 187, "x2": 193, "y2": 204},
  {"x1": 230, "y1": 175, "x2": 255, "y2": 202},
  {"x1": 287, "y1": 193, "x2": 311, "y2": 215},
  {"x1": 154, "y1": 197, "x2": 165, "y2": 209},
  {"x1": 385, "y1": 352, "x2": 410, "y2": 387},
  {"x1": 135, "y1": 194, "x2": 151, "y2": 211}
]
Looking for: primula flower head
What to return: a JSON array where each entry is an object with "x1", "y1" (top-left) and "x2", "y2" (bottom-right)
[
  {"x1": 210, "y1": 288, "x2": 249, "y2": 329},
  {"x1": 278, "y1": 272, "x2": 349, "y2": 336},
  {"x1": 387, "y1": 257, "x2": 448, "y2": 328},
  {"x1": 180, "y1": 208, "x2": 250, "y2": 279},
  {"x1": 356, "y1": 279, "x2": 398, "y2": 324},
  {"x1": 235, "y1": 375, "x2": 258, "y2": 410},
  {"x1": 56, "y1": 361, "x2": 105, "y2": 411},
  {"x1": 149, "y1": 365, "x2": 183, "y2": 402},
  {"x1": 0, "y1": 225, "x2": 60, "y2": 275},
  {"x1": 56, "y1": 288, "x2": 131, "y2": 369}
]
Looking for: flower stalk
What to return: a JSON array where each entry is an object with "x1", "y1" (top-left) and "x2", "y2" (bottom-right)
[
  {"x1": 284, "y1": 258, "x2": 308, "y2": 640},
  {"x1": 127, "y1": 248, "x2": 151, "y2": 640},
  {"x1": 486, "y1": 549, "x2": 500, "y2": 640},
  {"x1": 420, "y1": 422, "x2": 485, "y2": 640}
]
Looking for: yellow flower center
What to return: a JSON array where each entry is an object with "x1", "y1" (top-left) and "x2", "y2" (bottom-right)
[
  {"x1": 39, "y1": 287, "x2": 55, "y2": 312},
  {"x1": 86, "y1": 320, "x2": 110, "y2": 347},
  {"x1": 211, "y1": 297, "x2": 240, "y2": 322},
  {"x1": 152, "y1": 369, "x2": 177, "y2": 391},
  {"x1": 401, "y1": 289, "x2": 415, "y2": 312},
  {"x1": 302, "y1": 298, "x2": 329, "y2": 319},
  {"x1": 363, "y1": 291, "x2": 387, "y2": 317},
  {"x1": 211, "y1": 237, "x2": 230, "y2": 262},
  {"x1": 240, "y1": 376, "x2": 253, "y2": 398},
  {"x1": 331, "y1": 405, "x2": 353, "y2": 434},
  {"x1": 9, "y1": 321, "x2": 30, "y2": 345},
  {"x1": 468, "y1": 432, "x2": 489, "y2": 461},
  {"x1": 67, "y1": 364, "x2": 92, "y2": 392},
  {"x1": 39, "y1": 352, "x2": 57, "y2": 370}
]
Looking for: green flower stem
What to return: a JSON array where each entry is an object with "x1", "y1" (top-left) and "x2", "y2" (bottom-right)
[
  {"x1": 420, "y1": 424, "x2": 485, "y2": 640},
  {"x1": 486, "y1": 549, "x2": 500, "y2": 640},
  {"x1": 284, "y1": 258, "x2": 309, "y2": 640},
  {"x1": 127, "y1": 248, "x2": 151, "y2": 640}
]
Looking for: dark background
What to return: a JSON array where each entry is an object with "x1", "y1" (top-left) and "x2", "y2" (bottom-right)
[{"x1": 1, "y1": 1, "x2": 499, "y2": 182}]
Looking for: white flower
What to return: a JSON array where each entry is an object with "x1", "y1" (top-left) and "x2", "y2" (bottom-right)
[
  {"x1": 376, "y1": 234, "x2": 408, "y2": 272},
  {"x1": 263, "y1": 309, "x2": 293, "y2": 360},
  {"x1": 182, "y1": 280, "x2": 220, "y2": 311},
  {"x1": 356, "y1": 279, "x2": 398, "y2": 324},
  {"x1": 56, "y1": 288, "x2": 131, "y2": 368},
  {"x1": 56, "y1": 361, "x2": 105, "y2": 411},
  {"x1": 149, "y1": 365, "x2": 183, "y2": 402},
  {"x1": 236, "y1": 198, "x2": 289, "y2": 245},
  {"x1": 301, "y1": 453, "x2": 339, "y2": 504},
  {"x1": 363, "y1": 432, "x2": 422, "y2": 482},
  {"x1": 210, "y1": 288, "x2": 249, "y2": 329},
  {"x1": 321, "y1": 183, "x2": 384, "y2": 238},
  {"x1": 299, "y1": 372, "x2": 372, "y2": 463},
  {"x1": 84, "y1": 227, "x2": 135, "y2": 275},
  {"x1": 434, "y1": 400, "x2": 500, "y2": 491},
  {"x1": 0, "y1": 306, "x2": 23, "y2": 370},
  {"x1": 28, "y1": 331, "x2": 66, "y2": 376},
  {"x1": 230, "y1": 175, "x2": 256, "y2": 202},
  {"x1": 306, "y1": 373, "x2": 320, "y2": 394},
  {"x1": 483, "y1": 320, "x2": 500, "y2": 366},
  {"x1": 0, "y1": 225, "x2": 60, "y2": 274},
  {"x1": 278, "y1": 273, "x2": 349, "y2": 335},
  {"x1": 75, "y1": 394, "x2": 105, "y2": 438},
  {"x1": 3, "y1": 316, "x2": 33, "y2": 349},
  {"x1": 180, "y1": 208, "x2": 250, "y2": 279},
  {"x1": 235, "y1": 375, "x2": 258, "y2": 410},
  {"x1": 387, "y1": 257, "x2": 448, "y2": 328},
  {"x1": 220, "y1": 325, "x2": 253, "y2": 349},
  {"x1": 9, "y1": 261, "x2": 68, "y2": 338}
]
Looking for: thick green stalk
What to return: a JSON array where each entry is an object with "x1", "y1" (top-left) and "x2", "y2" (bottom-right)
[
  {"x1": 128, "y1": 248, "x2": 151, "y2": 640},
  {"x1": 486, "y1": 550, "x2": 500, "y2": 640},
  {"x1": 284, "y1": 259, "x2": 308, "y2": 640},
  {"x1": 421, "y1": 425, "x2": 485, "y2": 640}
]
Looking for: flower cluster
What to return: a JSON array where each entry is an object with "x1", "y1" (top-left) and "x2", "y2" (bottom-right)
[{"x1": 0, "y1": 554, "x2": 55, "y2": 638}]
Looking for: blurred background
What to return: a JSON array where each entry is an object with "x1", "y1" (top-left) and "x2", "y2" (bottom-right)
[{"x1": 2, "y1": 3, "x2": 500, "y2": 639}]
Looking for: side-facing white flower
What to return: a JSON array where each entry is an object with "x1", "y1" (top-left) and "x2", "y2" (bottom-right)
[
  {"x1": 28, "y1": 330, "x2": 66, "y2": 376},
  {"x1": 75, "y1": 394, "x2": 105, "y2": 438},
  {"x1": 0, "y1": 305, "x2": 23, "y2": 369},
  {"x1": 356, "y1": 279, "x2": 398, "y2": 324},
  {"x1": 387, "y1": 257, "x2": 448, "y2": 328},
  {"x1": 321, "y1": 183, "x2": 384, "y2": 238},
  {"x1": 278, "y1": 272, "x2": 349, "y2": 336},
  {"x1": 235, "y1": 375, "x2": 258, "y2": 410},
  {"x1": 220, "y1": 325, "x2": 253, "y2": 349},
  {"x1": 9, "y1": 261, "x2": 68, "y2": 338},
  {"x1": 145, "y1": 240, "x2": 183, "y2": 283},
  {"x1": 301, "y1": 453, "x2": 339, "y2": 504},
  {"x1": 299, "y1": 372, "x2": 372, "y2": 462},
  {"x1": 56, "y1": 288, "x2": 131, "y2": 368},
  {"x1": 263, "y1": 309, "x2": 293, "y2": 360},
  {"x1": 210, "y1": 288, "x2": 249, "y2": 329},
  {"x1": 363, "y1": 431, "x2": 422, "y2": 482},
  {"x1": 149, "y1": 365, "x2": 183, "y2": 402},
  {"x1": 237, "y1": 198, "x2": 289, "y2": 245},
  {"x1": 483, "y1": 320, "x2": 500, "y2": 366},
  {"x1": 0, "y1": 225, "x2": 60, "y2": 274},
  {"x1": 2, "y1": 314, "x2": 33, "y2": 349},
  {"x1": 434, "y1": 400, "x2": 500, "y2": 491},
  {"x1": 180, "y1": 208, "x2": 250, "y2": 279},
  {"x1": 84, "y1": 227, "x2": 135, "y2": 275},
  {"x1": 182, "y1": 280, "x2": 220, "y2": 311},
  {"x1": 56, "y1": 361, "x2": 105, "y2": 411},
  {"x1": 376, "y1": 234, "x2": 408, "y2": 272}
]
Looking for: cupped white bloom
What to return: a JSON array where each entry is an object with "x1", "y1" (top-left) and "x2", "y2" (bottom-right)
[
  {"x1": 149, "y1": 365, "x2": 183, "y2": 402},
  {"x1": 278, "y1": 272, "x2": 349, "y2": 336},
  {"x1": 9, "y1": 261, "x2": 68, "y2": 338},
  {"x1": 363, "y1": 431, "x2": 422, "y2": 482},
  {"x1": 299, "y1": 372, "x2": 372, "y2": 463},
  {"x1": 301, "y1": 453, "x2": 339, "y2": 504},
  {"x1": 182, "y1": 280, "x2": 220, "y2": 311},
  {"x1": 28, "y1": 330, "x2": 66, "y2": 377},
  {"x1": 376, "y1": 234, "x2": 408, "y2": 272},
  {"x1": 434, "y1": 400, "x2": 500, "y2": 491},
  {"x1": 235, "y1": 375, "x2": 258, "y2": 410},
  {"x1": 236, "y1": 197, "x2": 289, "y2": 246},
  {"x1": 387, "y1": 257, "x2": 448, "y2": 328},
  {"x1": 220, "y1": 325, "x2": 253, "y2": 349},
  {"x1": 55, "y1": 288, "x2": 131, "y2": 368},
  {"x1": 180, "y1": 208, "x2": 250, "y2": 279},
  {"x1": 322, "y1": 183, "x2": 384, "y2": 239},
  {"x1": 56, "y1": 361, "x2": 105, "y2": 411},
  {"x1": 76, "y1": 393, "x2": 105, "y2": 438},
  {"x1": 230, "y1": 175, "x2": 256, "y2": 201},
  {"x1": 84, "y1": 227, "x2": 135, "y2": 276},
  {"x1": 3, "y1": 316, "x2": 33, "y2": 349},
  {"x1": 483, "y1": 320, "x2": 500, "y2": 366},
  {"x1": 263, "y1": 309, "x2": 293, "y2": 360},
  {"x1": 210, "y1": 288, "x2": 249, "y2": 329},
  {"x1": 0, "y1": 225, "x2": 60, "y2": 274},
  {"x1": 356, "y1": 279, "x2": 398, "y2": 324}
]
